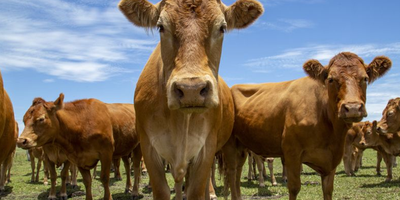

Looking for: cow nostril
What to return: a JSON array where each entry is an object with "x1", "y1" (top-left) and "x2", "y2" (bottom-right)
[
  {"x1": 377, "y1": 127, "x2": 381, "y2": 131},
  {"x1": 22, "y1": 139, "x2": 27, "y2": 145},
  {"x1": 175, "y1": 87, "x2": 184, "y2": 99},
  {"x1": 200, "y1": 86, "x2": 209, "y2": 97},
  {"x1": 344, "y1": 105, "x2": 350, "y2": 112}
]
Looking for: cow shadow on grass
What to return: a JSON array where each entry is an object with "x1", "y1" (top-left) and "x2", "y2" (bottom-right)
[
  {"x1": 361, "y1": 179, "x2": 400, "y2": 188},
  {"x1": 215, "y1": 180, "x2": 280, "y2": 198},
  {"x1": 37, "y1": 185, "x2": 84, "y2": 200},
  {"x1": 0, "y1": 186, "x2": 13, "y2": 198}
]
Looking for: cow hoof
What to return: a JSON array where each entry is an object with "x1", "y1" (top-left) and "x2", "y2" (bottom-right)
[
  {"x1": 48, "y1": 196, "x2": 57, "y2": 200},
  {"x1": 210, "y1": 194, "x2": 217, "y2": 200},
  {"x1": 377, "y1": 172, "x2": 382, "y2": 176},
  {"x1": 350, "y1": 172, "x2": 356, "y2": 177},
  {"x1": 385, "y1": 178, "x2": 392, "y2": 182},
  {"x1": 60, "y1": 195, "x2": 68, "y2": 200},
  {"x1": 259, "y1": 183, "x2": 265, "y2": 188},
  {"x1": 272, "y1": 182, "x2": 278, "y2": 186},
  {"x1": 115, "y1": 177, "x2": 122, "y2": 181},
  {"x1": 43, "y1": 181, "x2": 49, "y2": 186},
  {"x1": 132, "y1": 194, "x2": 143, "y2": 200},
  {"x1": 124, "y1": 188, "x2": 131, "y2": 194}
]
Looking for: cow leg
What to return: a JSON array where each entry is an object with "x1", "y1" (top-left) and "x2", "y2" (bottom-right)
[
  {"x1": 211, "y1": 157, "x2": 217, "y2": 189},
  {"x1": 140, "y1": 131, "x2": 170, "y2": 200},
  {"x1": 221, "y1": 136, "x2": 246, "y2": 200},
  {"x1": 59, "y1": 161, "x2": 71, "y2": 200},
  {"x1": 267, "y1": 158, "x2": 277, "y2": 186},
  {"x1": 99, "y1": 154, "x2": 113, "y2": 200},
  {"x1": 381, "y1": 152, "x2": 393, "y2": 182},
  {"x1": 36, "y1": 157, "x2": 42, "y2": 182},
  {"x1": 209, "y1": 176, "x2": 217, "y2": 200},
  {"x1": 254, "y1": 155, "x2": 265, "y2": 187},
  {"x1": 284, "y1": 156, "x2": 302, "y2": 200},
  {"x1": 46, "y1": 156, "x2": 58, "y2": 200},
  {"x1": 30, "y1": 151, "x2": 35, "y2": 182},
  {"x1": 70, "y1": 164, "x2": 78, "y2": 189},
  {"x1": 121, "y1": 156, "x2": 132, "y2": 193},
  {"x1": 92, "y1": 164, "x2": 97, "y2": 180},
  {"x1": 376, "y1": 151, "x2": 382, "y2": 176},
  {"x1": 78, "y1": 167, "x2": 93, "y2": 200},
  {"x1": 354, "y1": 149, "x2": 364, "y2": 172},
  {"x1": 131, "y1": 145, "x2": 142, "y2": 199},
  {"x1": 113, "y1": 158, "x2": 122, "y2": 181},
  {"x1": 247, "y1": 152, "x2": 253, "y2": 180},
  {"x1": 43, "y1": 160, "x2": 49, "y2": 185},
  {"x1": 321, "y1": 169, "x2": 336, "y2": 200},
  {"x1": 281, "y1": 158, "x2": 287, "y2": 183},
  {"x1": 0, "y1": 158, "x2": 10, "y2": 192}
]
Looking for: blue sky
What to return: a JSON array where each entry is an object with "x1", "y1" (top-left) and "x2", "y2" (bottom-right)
[{"x1": 1, "y1": 0, "x2": 400, "y2": 132}]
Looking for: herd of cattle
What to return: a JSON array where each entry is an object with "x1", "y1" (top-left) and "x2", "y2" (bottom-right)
[{"x1": 0, "y1": 0, "x2": 398, "y2": 199}]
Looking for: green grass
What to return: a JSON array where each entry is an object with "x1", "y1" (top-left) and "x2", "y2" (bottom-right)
[{"x1": 2, "y1": 148, "x2": 400, "y2": 199}]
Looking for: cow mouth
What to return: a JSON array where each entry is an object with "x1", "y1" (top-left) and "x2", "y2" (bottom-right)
[
  {"x1": 16, "y1": 138, "x2": 37, "y2": 149},
  {"x1": 342, "y1": 116, "x2": 363, "y2": 123},
  {"x1": 179, "y1": 106, "x2": 207, "y2": 113}
]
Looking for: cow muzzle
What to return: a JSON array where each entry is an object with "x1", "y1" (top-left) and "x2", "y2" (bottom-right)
[
  {"x1": 16, "y1": 137, "x2": 36, "y2": 149},
  {"x1": 339, "y1": 102, "x2": 367, "y2": 123},
  {"x1": 167, "y1": 76, "x2": 219, "y2": 113}
]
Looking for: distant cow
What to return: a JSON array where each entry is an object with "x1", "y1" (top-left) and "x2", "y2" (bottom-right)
[
  {"x1": 28, "y1": 147, "x2": 49, "y2": 184},
  {"x1": 247, "y1": 151, "x2": 277, "y2": 187},
  {"x1": 17, "y1": 94, "x2": 114, "y2": 200},
  {"x1": 0, "y1": 70, "x2": 17, "y2": 194},
  {"x1": 105, "y1": 103, "x2": 142, "y2": 197},
  {"x1": 377, "y1": 98, "x2": 400, "y2": 135},
  {"x1": 222, "y1": 52, "x2": 391, "y2": 200},
  {"x1": 118, "y1": 0, "x2": 263, "y2": 199}
]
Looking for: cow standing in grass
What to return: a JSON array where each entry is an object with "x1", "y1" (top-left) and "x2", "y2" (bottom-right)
[
  {"x1": 118, "y1": 0, "x2": 263, "y2": 199},
  {"x1": 0, "y1": 70, "x2": 17, "y2": 194},
  {"x1": 222, "y1": 52, "x2": 391, "y2": 200},
  {"x1": 17, "y1": 94, "x2": 114, "y2": 200}
]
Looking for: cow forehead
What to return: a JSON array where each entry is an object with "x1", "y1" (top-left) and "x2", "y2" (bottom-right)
[
  {"x1": 23, "y1": 104, "x2": 46, "y2": 122},
  {"x1": 328, "y1": 53, "x2": 367, "y2": 77}
]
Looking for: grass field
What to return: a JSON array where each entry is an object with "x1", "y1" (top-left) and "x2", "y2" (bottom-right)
[{"x1": 1, "y1": 148, "x2": 400, "y2": 199}]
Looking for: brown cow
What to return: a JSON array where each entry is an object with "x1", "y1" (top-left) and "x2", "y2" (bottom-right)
[
  {"x1": 28, "y1": 147, "x2": 49, "y2": 184},
  {"x1": 0, "y1": 70, "x2": 17, "y2": 194},
  {"x1": 105, "y1": 103, "x2": 142, "y2": 198},
  {"x1": 222, "y1": 52, "x2": 391, "y2": 200},
  {"x1": 17, "y1": 94, "x2": 114, "y2": 200},
  {"x1": 247, "y1": 151, "x2": 277, "y2": 187},
  {"x1": 118, "y1": 0, "x2": 263, "y2": 199},
  {"x1": 2, "y1": 122, "x2": 18, "y2": 185},
  {"x1": 41, "y1": 144, "x2": 78, "y2": 199},
  {"x1": 376, "y1": 98, "x2": 400, "y2": 134}
]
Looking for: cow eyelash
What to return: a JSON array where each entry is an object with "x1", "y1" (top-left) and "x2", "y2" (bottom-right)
[
  {"x1": 220, "y1": 24, "x2": 227, "y2": 34},
  {"x1": 157, "y1": 25, "x2": 164, "y2": 33}
]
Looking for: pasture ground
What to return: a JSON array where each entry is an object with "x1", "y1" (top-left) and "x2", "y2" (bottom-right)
[{"x1": 1, "y1": 148, "x2": 400, "y2": 199}]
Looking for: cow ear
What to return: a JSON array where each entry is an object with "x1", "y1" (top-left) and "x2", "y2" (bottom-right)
[
  {"x1": 372, "y1": 120, "x2": 378, "y2": 135},
  {"x1": 118, "y1": 0, "x2": 160, "y2": 28},
  {"x1": 366, "y1": 56, "x2": 392, "y2": 84},
  {"x1": 54, "y1": 93, "x2": 65, "y2": 110},
  {"x1": 303, "y1": 59, "x2": 328, "y2": 83},
  {"x1": 224, "y1": 0, "x2": 263, "y2": 30}
]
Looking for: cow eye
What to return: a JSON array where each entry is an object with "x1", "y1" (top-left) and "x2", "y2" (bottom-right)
[
  {"x1": 387, "y1": 111, "x2": 394, "y2": 117},
  {"x1": 220, "y1": 24, "x2": 227, "y2": 34},
  {"x1": 157, "y1": 24, "x2": 164, "y2": 33},
  {"x1": 364, "y1": 77, "x2": 369, "y2": 82},
  {"x1": 37, "y1": 117, "x2": 45, "y2": 123},
  {"x1": 328, "y1": 77, "x2": 334, "y2": 83}
]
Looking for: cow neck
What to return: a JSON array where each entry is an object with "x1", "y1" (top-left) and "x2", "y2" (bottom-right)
[{"x1": 52, "y1": 133, "x2": 77, "y2": 160}]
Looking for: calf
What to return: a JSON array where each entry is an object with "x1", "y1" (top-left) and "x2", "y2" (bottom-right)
[
  {"x1": 0, "y1": 70, "x2": 17, "y2": 194},
  {"x1": 247, "y1": 151, "x2": 277, "y2": 187},
  {"x1": 28, "y1": 147, "x2": 49, "y2": 184},
  {"x1": 118, "y1": 0, "x2": 263, "y2": 199},
  {"x1": 222, "y1": 52, "x2": 391, "y2": 200},
  {"x1": 17, "y1": 94, "x2": 114, "y2": 200}
]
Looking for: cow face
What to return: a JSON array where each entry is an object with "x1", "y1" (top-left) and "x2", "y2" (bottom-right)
[
  {"x1": 17, "y1": 94, "x2": 64, "y2": 149},
  {"x1": 376, "y1": 98, "x2": 400, "y2": 134},
  {"x1": 353, "y1": 121, "x2": 378, "y2": 148},
  {"x1": 304, "y1": 52, "x2": 391, "y2": 123},
  {"x1": 119, "y1": 0, "x2": 263, "y2": 113}
]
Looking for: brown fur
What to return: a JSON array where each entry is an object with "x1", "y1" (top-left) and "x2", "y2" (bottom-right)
[
  {"x1": 222, "y1": 53, "x2": 391, "y2": 200},
  {"x1": 377, "y1": 97, "x2": 400, "y2": 134},
  {"x1": 0, "y1": 70, "x2": 17, "y2": 193},
  {"x1": 119, "y1": 0, "x2": 262, "y2": 199},
  {"x1": 18, "y1": 94, "x2": 114, "y2": 200}
]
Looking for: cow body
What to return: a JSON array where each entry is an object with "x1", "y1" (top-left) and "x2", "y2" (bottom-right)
[
  {"x1": 223, "y1": 52, "x2": 391, "y2": 200},
  {"x1": 17, "y1": 95, "x2": 114, "y2": 200},
  {"x1": 118, "y1": 0, "x2": 263, "y2": 199},
  {"x1": 0, "y1": 70, "x2": 17, "y2": 194},
  {"x1": 106, "y1": 103, "x2": 142, "y2": 197}
]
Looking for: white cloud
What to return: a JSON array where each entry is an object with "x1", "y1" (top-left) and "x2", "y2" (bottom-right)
[
  {"x1": 245, "y1": 43, "x2": 400, "y2": 70},
  {"x1": 257, "y1": 19, "x2": 314, "y2": 32},
  {"x1": 0, "y1": 0, "x2": 158, "y2": 82},
  {"x1": 262, "y1": 0, "x2": 324, "y2": 7}
]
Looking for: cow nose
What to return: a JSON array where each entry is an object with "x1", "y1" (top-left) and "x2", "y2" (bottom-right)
[
  {"x1": 16, "y1": 137, "x2": 29, "y2": 148},
  {"x1": 360, "y1": 141, "x2": 366, "y2": 146},
  {"x1": 173, "y1": 79, "x2": 210, "y2": 106},
  {"x1": 340, "y1": 102, "x2": 367, "y2": 119}
]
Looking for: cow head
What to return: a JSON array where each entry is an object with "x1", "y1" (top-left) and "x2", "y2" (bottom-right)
[
  {"x1": 119, "y1": 0, "x2": 263, "y2": 113},
  {"x1": 353, "y1": 121, "x2": 378, "y2": 148},
  {"x1": 304, "y1": 52, "x2": 391, "y2": 123},
  {"x1": 376, "y1": 98, "x2": 400, "y2": 134},
  {"x1": 17, "y1": 93, "x2": 64, "y2": 149}
]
